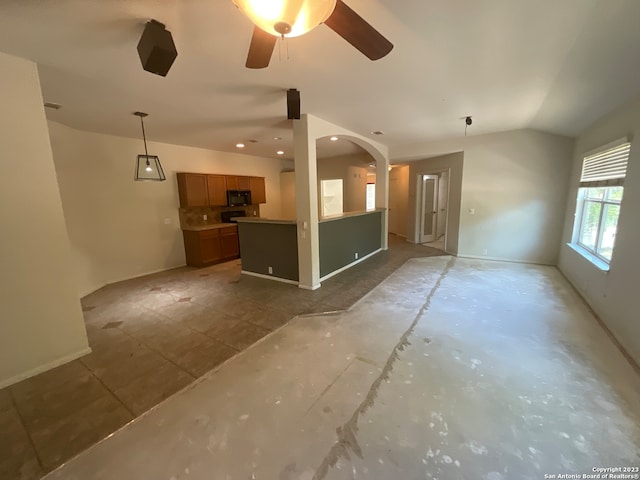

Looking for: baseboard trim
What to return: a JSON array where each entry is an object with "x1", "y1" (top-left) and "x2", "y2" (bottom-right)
[
  {"x1": 0, "y1": 346, "x2": 92, "y2": 389},
  {"x1": 557, "y1": 269, "x2": 640, "y2": 375},
  {"x1": 241, "y1": 270, "x2": 299, "y2": 286},
  {"x1": 320, "y1": 248, "x2": 383, "y2": 283}
]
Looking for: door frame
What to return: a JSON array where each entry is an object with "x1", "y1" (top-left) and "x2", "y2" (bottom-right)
[
  {"x1": 415, "y1": 168, "x2": 451, "y2": 251},
  {"x1": 419, "y1": 174, "x2": 439, "y2": 243}
]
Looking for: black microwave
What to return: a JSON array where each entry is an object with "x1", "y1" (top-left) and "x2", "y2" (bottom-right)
[{"x1": 227, "y1": 190, "x2": 251, "y2": 206}]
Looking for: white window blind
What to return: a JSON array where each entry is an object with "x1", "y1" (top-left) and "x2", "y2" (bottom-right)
[{"x1": 580, "y1": 142, "x2": 631, "y2": 187}]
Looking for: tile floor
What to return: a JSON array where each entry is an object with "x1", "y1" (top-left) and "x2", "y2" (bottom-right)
[{"x1": 0, "y1": 235, "x2": 443, "y2": 480}]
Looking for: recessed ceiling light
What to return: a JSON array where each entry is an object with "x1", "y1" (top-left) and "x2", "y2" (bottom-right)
[
  {"x1": 330, "y1": 136, "x2": 339, "y2": 141},
  {"x1": 276, "y1": 150, "x2": 285, "y2": 155},
  {"x1": 371, "y1": 131, "x2": 385, "y2": 136},
  {"x1": 273, "y1": 136, "x2": 282, "y2": 140},
  {"x1": 236, "y1": 143, "x2": 245, "y2": 148}
]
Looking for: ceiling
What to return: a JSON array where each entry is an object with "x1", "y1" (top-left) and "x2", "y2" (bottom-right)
[{"x1": 1, "y1": 0, "x2": 640, "y2": 161}]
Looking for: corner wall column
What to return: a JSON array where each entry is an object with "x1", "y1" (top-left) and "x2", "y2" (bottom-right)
[
  {"x1": 0, "y1": 51, "x2": 90, "y2": 388},
  {"x1": 376, "y1": 157, "x2": 390, "y2": 250},
  {"x1": 293, "y1": 115, "x2": 321, "y2": 290}
]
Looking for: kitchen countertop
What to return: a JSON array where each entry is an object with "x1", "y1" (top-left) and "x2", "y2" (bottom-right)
[
  {"x1": 320, "y1": 208, "x2": 386, "y2": 223},
  {"x1": 181, "y1": 223, "x2": 237, "y2": 232},
  {"x1": 234, "y1": 217, "x2": 296, "y2": 225}
]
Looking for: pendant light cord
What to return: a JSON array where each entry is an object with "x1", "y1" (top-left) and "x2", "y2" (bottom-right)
[{"x1": 140, "y1": 115, "x2": 149, "y2": 157}]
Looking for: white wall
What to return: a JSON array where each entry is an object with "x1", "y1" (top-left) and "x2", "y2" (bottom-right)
[
  {"x1": 0, "y1": 53, "x2": 89, "y2": 388},
  {"x1": 558, "y1": 97, "x2": 640, "y2": 365},
  {"x1": 49, "y1": 121, "x2": 288, "y2": 297},
  {"x1": 396, "y1": 129, "x2": 574, "y2": 264}
]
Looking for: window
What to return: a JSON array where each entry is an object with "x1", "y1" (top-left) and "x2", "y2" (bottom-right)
[
  {"x1": 366, "y1": 183, "x2": 376, "y2": 210},
  {"x1": 572, "y1": 140, "x2": 630, "y2": 266}
]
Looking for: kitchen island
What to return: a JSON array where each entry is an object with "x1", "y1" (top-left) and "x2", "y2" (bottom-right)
[
  {"x1": 236, "y1": 209, "x2": 385, "y2": 286},
  {"x1": 235, "y1": 217, "x2": 299, "y2": 283}
]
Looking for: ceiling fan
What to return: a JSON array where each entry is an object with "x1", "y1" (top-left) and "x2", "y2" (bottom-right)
[{"x1": 231, "y1": 0, "x2": 394, "y2": 69}]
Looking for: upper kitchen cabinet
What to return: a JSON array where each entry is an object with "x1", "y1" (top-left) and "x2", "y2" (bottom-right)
[
  {"x1": 226, "y1": 176, "x2": 238, "y2": 190},
  {"x1": 227, "y1": 175, "x2": 251, "y2": 191},
  {"x1": 178, "y1": 172, "x2": 266, "y2": 207},
  {"x1": 250, "y1": 176, "x2": 266, "y2": 204},
  {"x1": 177, "y1": 173, "x2": 208, "y2": 207},
  {"x1": 238, "y1": 176, "x2": 251, "y2": 190},
  {"x1": 206, "y1": 175, "x2": 228, "y2": 206},
  {"x1": 177, "y1": 173, "x2": 227, "y2": 207}
]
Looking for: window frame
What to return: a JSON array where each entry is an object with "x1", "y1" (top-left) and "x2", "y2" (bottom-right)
[
  {"x1": 575, "y1": 187, "x2": 622, "y2": 264},
  {"x1": 570, "y1": 138, "x2": 630, "y2": 270}
]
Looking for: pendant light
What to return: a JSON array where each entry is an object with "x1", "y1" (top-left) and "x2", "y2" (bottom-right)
[
  {"x1": 231, "y1": 0, "x2": 336, "y2": 38},
  {"x1": 134, "y1": 111, "x2": 166, "y2": 181}
]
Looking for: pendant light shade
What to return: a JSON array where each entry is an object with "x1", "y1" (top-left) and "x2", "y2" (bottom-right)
[
  {"x1": 231, "y1": 0, "x2": 336, "y2": 37},
  {"x1": 134, "y1": 112, "x2": 166, "y2": 182}
]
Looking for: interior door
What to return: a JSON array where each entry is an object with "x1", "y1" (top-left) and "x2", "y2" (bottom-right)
[{"x1": 420, "y1": 175, "x2": 439, "y2": 243}]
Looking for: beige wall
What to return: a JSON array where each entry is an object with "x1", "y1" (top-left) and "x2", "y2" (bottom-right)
[
  {"x1": 0, "y1": 53, "x2": 89, "y2": 388},
  {"x1": 280, "y1": 171, "x2": 296, "y2": 220},
  {"x1": 388, "y1": 165, "x2": 409, "y2": 237},
  {"x1": 317, "y1": 153, "x2": 371, "y2": 214},
  {"x1": 49, "y1": 121, "x2": 287, "y2": 297},
  {"x1": 397, "y1": 129, "x2": 574, "y2": 264},
  {"x1": 408, "y1": 153, "x2": 464, "y2": 254},
  {"x1": 558, "y1": 97, "x2": 640, "y2": 365}
]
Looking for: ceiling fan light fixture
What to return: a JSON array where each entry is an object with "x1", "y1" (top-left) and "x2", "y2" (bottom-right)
[{"x1": 232, "y1": 0, "x2": 337, "y2": 38}]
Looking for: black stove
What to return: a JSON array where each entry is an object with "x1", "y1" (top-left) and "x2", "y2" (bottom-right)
[{"x1": 221, "y1": 210, "x2": 246, "y2": 223}]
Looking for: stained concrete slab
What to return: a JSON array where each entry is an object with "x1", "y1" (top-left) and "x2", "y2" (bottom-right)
[{"x1": 45, "y1": 257, "x2": 640, "y2": 480}]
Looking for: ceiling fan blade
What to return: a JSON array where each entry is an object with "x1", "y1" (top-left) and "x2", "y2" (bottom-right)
[
  {"x1": 246, "y1": 26, "x2": 277, "y2": 69},
  {"x1": 324, "y1": 0, "x2": 393, "y2": 61}
]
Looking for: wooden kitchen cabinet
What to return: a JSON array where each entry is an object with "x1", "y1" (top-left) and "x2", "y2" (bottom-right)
[
  {"x1": 238, "y1": 176, "x2": 251, "y2": 190},
  {"x1": 178, "y1": 173, "x2": 228, "y2": 207},
  {"x1": 183, "y1": 229, "x2": 221, "y2": 267},
  {"x1": 182, "y1": 225, "x2": 239, "y2": 267},
  {"x1": 225, "y1": 175, "x2": 238, "y2": 190},
  {"x1": 178, "y1": 172, "x2": 266, "y2": 207},
  {"x1": 225, "y1": 175, "x2": 251, "y2": 191},
  {"x1": 206, "y1": 175, "x2": 228, "y2": 206},
  {"x1": 249, "y1": 176, "x2": 266, "y2": 204},
  {"x1": 177, "y1": 173, "x2": 209, "y2": 207},
  {"x1": 220, "y1": 226, "x2": 240, "y2": 259}
]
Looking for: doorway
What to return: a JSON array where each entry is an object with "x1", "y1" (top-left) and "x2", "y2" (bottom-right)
[
  {"x1": 420, "y1": 175, "x2": 439, "y2": 243},
  {"x1": 417, "y1": 169, "x2": 450, "y2": 251}
]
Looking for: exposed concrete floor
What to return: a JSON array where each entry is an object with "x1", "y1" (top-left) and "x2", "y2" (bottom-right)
[
  {"x1": 44, "y1": 256, "x2": 640, "y2": 480},
  {"x1": 0, "y1": 235, "x2": 443, "y2": 480}
]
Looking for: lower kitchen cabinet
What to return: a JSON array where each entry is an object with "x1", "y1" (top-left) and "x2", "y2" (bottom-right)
[
  {"x1": 182, "y1": 225, "x2": 239, "y2": 267},
  {"x1": 220, "y1": 226, "x2": 240, "y2": 259}
]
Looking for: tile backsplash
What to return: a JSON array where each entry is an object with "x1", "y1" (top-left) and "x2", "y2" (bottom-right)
[{"x1": 179, "y1": 205, "x2": 260, "y2": 228}]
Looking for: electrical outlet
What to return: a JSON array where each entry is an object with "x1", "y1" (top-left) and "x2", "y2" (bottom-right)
[
  {"x1": 355, "y1": 252, "x2": 359, "y2": 260},
  {"x1": 482, "y1": 249, "x2": 488, "y2": 256},
  {"x1": 163, "y1": 218, "x2": 171, "y2": 225},
  {"x1": 203, "y1": 214, "x2": 208, "y2": 221},
  {"x1": 268, "y1": 266, "x2": 273, "y2": 275},
  {"x1": 469, "y1": 208, "x2": 475, "y2": 215}
]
